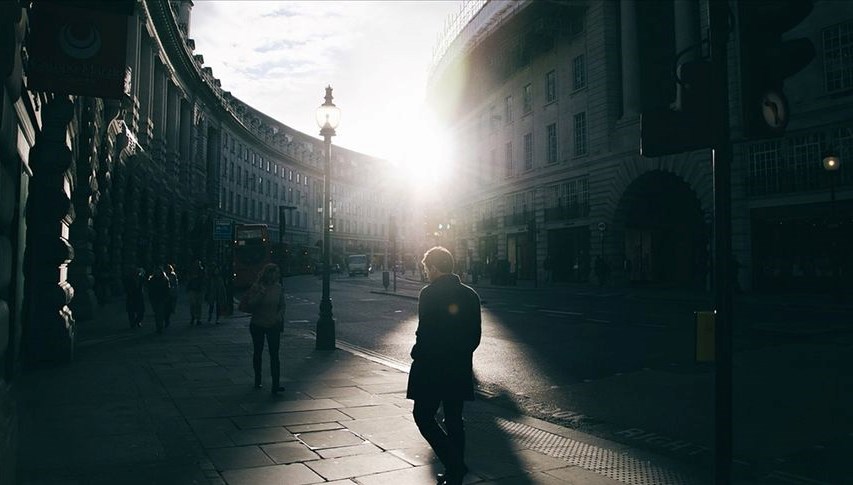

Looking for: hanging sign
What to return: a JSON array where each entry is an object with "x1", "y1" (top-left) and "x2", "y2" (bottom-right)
[{"x1": 27, "y1": 1, "x2": 133, "y2": 99}]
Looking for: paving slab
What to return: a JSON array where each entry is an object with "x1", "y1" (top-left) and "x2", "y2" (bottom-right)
[
  {"x1": 338, "y1": 404, "x2": 410, "y2": 420},
  {"x1": 298, "y1": 429, "x2": 367, "y2": 449},
  {"x1": 260, "y1": 441, "x2": 322, "y2": 464},
  {"x1": 316, "y1": 442, "x2": 385, "y2": 459},
  {"x1": 288, "y1": 422, "x2": 345, "y2": 433},
  {"x1": 231, "y1": 409, "x2": 351, "y2": 429},
  {"x1": 229, "y1": 426, "x2": 297, "y2": 445},
  {"x1": 220, "y1": 463, "x2": 324, "y2": 485},
  {"x1": 207, "y1": 445, "x2": 275, "y2": 470},
  {"x1": 304, "y1": 452, "x2": 412, "y2": 481}
]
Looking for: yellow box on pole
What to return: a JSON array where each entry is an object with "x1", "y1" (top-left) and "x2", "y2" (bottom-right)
[{"x1": 695, "y1": 310, "x2": 715, "y2": 362}]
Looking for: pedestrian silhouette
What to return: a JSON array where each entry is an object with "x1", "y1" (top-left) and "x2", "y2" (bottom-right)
[
  {"x1": 407, "y1": 246, "x2": 482, "y2": 485},
  {"x1": 205, "y1": 264, "x2": 228, "y2": 324},
  {"x1": 244, "y1": 263, "x2": 286, "y2": 394},
  {"x1": 123, "y1": 266, "x2": 146, "y2": 328},
  {"x1": 146, "y1": 264, "x2": 171, "y2": 334},
  {"x1": 165, "y1": 263, "x2": 179, "y2": 327},
  {"x1": 186, "y1": 259, "x2": 205, "y2": 325}
]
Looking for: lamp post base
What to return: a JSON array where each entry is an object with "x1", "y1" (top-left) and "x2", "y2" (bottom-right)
[{"x1": 316, "y1": 299, "x2": 336, "y2": 350}]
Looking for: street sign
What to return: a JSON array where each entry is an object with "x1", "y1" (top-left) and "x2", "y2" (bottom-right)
[{"x1": 213, "y1": 220, "x2": 232, "y2": 241}]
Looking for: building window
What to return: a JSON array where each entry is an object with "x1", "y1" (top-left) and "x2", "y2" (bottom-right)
[
  {"x1": 547, "y1": 123, "x2": 558, "y2": 163},
  {"x1": 489, "y1": 105, "x2": 497, "y2": 132},
  {"x1": 823, "y1": 21, "x2": 853, "y2": 92},
  {"x1": 523, "y1": 83, "x2": 533, "y2": 113},
  {"x1": 546, "y1": 70, "x2": 557, "y2": 102},
  {"x1": 504, "y1": 95, "x2": 513, "y2": 124},
  {"x1": 747, "y1": 140, "x2": 783, "y2": 195},
  {"x1": 573, "y1": 112, "x2": 587, "y2": 156},
  {"x1": 524, "y1": 132, "x2": 533, "y2": 170},
  {"x1": 490, "y1": 148, "x2": 497, "y2": 181},
  {"x1": 505, "y1": 141, "x2": 513, "y2": 177},
  {"x1": 573, "y1": 55, "x2": 586, "y2": 90}
]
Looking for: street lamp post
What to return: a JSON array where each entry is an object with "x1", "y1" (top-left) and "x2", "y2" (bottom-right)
[
  {"x1": 315, "y1": 86, "x2": 340, "y2": 350},
  {"x1": 822, "y1": 150, "x2": 841, "y2": 301}
]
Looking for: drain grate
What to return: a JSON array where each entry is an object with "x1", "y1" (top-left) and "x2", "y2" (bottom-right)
[{"x1": 467, "y1": 413, "x2": 705, "y2": 485}]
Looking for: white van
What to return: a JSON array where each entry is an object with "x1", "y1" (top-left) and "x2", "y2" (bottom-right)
[{"x1": 347, "y1": 254, "x2": 370, "y2": 277}]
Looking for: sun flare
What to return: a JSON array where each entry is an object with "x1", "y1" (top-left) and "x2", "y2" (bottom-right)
[{"x1": 386, "y1": 108, "x2": 454, "y2": 201}]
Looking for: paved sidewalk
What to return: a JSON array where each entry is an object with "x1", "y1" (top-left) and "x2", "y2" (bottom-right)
[{"x1": 15, "y1": 297, "x2": 706, "y2": 485}]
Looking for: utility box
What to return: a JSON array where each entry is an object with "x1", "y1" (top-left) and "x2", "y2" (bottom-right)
[{"x1": 695, "y1": 311, "x2": 715, "y2": 362}]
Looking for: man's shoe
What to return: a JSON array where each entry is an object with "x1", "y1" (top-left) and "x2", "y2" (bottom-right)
[{"x1": 271, "y1": 386, "x2": 285, "y2": 395}]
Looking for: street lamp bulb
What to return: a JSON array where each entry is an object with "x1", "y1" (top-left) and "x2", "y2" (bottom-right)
[
  {"x1": 316, "y1": 85, "x2": 341, "y2": 132},
  {"x1": 823, "y1": 153, "x2": 840, "y2": 171}
]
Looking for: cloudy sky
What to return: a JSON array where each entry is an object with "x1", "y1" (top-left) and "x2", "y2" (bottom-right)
[{"x1": 190, "y1": 1, "x2": 464, "y2": 179}]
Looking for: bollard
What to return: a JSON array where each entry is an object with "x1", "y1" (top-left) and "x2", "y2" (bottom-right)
[
  {"x1": 382, "y1": 271, "x2": 390, "y2": 291},
  {"x1": 695, "y1": 310, "x2": 715, "y2": 363}
]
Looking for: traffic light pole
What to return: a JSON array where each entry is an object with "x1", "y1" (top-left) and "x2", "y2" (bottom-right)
[{"x1": 709, "y1": 2, "x2": 733, "y2": 484}]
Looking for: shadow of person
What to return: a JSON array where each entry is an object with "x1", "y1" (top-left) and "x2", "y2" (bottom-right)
[{"x1": 459, "y1": 378, "x2": 538, "y2": 484}]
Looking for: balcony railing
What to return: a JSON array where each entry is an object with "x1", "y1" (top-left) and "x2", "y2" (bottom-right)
[
  {"x1": 479, "y1": 217, "x2": 499, "y2": 230},
  {"x1": 544, "y1": 203, "x2": 589, "y2": 222},
  {"x1": 503, "y1": 212, "x2": 533, "y2": 226}
]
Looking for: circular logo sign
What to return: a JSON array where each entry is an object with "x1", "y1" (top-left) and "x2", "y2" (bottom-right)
[{"x1": 59, "y1": 22, "x2": 102, "y2": 60}]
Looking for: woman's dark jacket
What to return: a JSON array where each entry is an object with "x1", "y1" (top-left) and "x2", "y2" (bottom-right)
[{"x1": 406, "y1": 273, "x2": 482, "y2": 401}]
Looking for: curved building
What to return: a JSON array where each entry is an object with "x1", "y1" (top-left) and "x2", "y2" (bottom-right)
[
  {"x1": 428, "y1": 0, "x2": 852, "y2": 293},
  {"x1": 0, "y1": 0, "x2": 390, "y2": 478}
]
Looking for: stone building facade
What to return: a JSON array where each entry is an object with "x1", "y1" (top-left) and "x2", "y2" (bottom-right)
[
  {"x1": 0, "y1": 1, "x2": 389, "y2": 481},
  {"x1": 429, "y1": 0, "x2": 852, "y2": 292}
]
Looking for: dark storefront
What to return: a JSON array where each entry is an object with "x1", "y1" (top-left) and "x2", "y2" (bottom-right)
[
  {"x1": 752, "y1": 202, "x2": 853, "y2": 293},
  {"x1": 547, "y1": 227, "x2": 590, "y2": 283}
]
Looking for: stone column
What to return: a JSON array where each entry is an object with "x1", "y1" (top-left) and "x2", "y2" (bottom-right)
[
  {"x1": 67, "y1": 99, "x2": 102, "y2": 320},
  {"x1": 619, "y1": 0, "x2": 640, "y2": 119},
  {"x1": 23, "y1": 97, "x2": 76, "y2": 365}
]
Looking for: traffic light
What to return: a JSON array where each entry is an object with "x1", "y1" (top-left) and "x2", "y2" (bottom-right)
[
  {"x1": 640, "y1": 60, "x2": 712, "y2": 157},
  {"x1": 738, "y1": 0, "x2": 815, "y2": 139}
]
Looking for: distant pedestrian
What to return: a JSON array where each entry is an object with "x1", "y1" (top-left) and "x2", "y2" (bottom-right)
[
  {"x1": 595, "y1": 255, "x2": 610, "y2": 287},
  {"x1": 123, "y1": 267, "x2": 146, "y2": 328},
  {"x1": 146, "y1": 265, "x2": 171, "y2": 334},
  {"x1": 543, "y1": 255, "x2": 553, "y2": 283},
  {"x1": 407, "y1": 247, "x2": 481, "y2": 485},
  {"x1": 165, "y1": 263, "x2": 179, "y2": 327},
  {"x1": 186, "y1": 259, "x2": 205, "y2": 325},
  {"x1": 205, "y1": 264, "x2": 228, "y2": 324},
  {"x1": 244, "y1": 263, "x2": 286, "y2": 394}
]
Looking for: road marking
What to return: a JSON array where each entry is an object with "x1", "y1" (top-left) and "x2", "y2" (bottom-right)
[
  {"x1": 637, "y1": 322, "x2": 666, "y2": 328},
  {"x1": 359, "y1": 298, "x2": 380, "y2": 302},
  {"x1": 289, "y1": 320, "x2": 309, "y2": 323},
  {"x1": 586, "y1": 318, "x2": 611, "y2": 323},
  {"x1": 507, "y1": 310, "x2": 526, "y2": 314},
  {"x1": 540, "y1": 310, "x2": 583, "y2": 316}
]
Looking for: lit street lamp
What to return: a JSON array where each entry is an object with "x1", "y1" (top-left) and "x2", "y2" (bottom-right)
[{"x1": 315, "y1": 86, "x2": 340, "y2": 350}]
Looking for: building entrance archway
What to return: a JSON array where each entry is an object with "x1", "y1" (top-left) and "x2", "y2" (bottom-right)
[{"x1": 615, "y1": 170, "x2": 707, "y2": 288}]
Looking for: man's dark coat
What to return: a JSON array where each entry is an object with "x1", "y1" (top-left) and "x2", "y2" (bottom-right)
[{"x1": 406, "y1": 273, "x2": 482, "y2": 401}]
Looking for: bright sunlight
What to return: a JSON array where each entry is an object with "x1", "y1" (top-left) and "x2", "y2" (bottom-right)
[{"x1": 383, "y1": 105, "x2": 455, "y2": 202}]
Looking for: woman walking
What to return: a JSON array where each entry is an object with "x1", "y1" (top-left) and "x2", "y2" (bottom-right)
[{"x1": 244, "y1": 263, "x2": 286, "y2": 394}]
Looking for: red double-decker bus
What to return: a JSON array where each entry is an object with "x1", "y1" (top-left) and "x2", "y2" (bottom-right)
[{"x1": 232, "y1": 223, "x2": 272, "y2": 288}]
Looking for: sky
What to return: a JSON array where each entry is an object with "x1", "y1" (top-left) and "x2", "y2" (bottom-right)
[{"x1": 190, "y1": 1, "x2": 464, "y2": 184}]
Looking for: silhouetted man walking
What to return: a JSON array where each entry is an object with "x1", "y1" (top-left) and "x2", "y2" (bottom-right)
[{"x1": 407, "y1": 246, "x2": 481, "y2": 485}]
